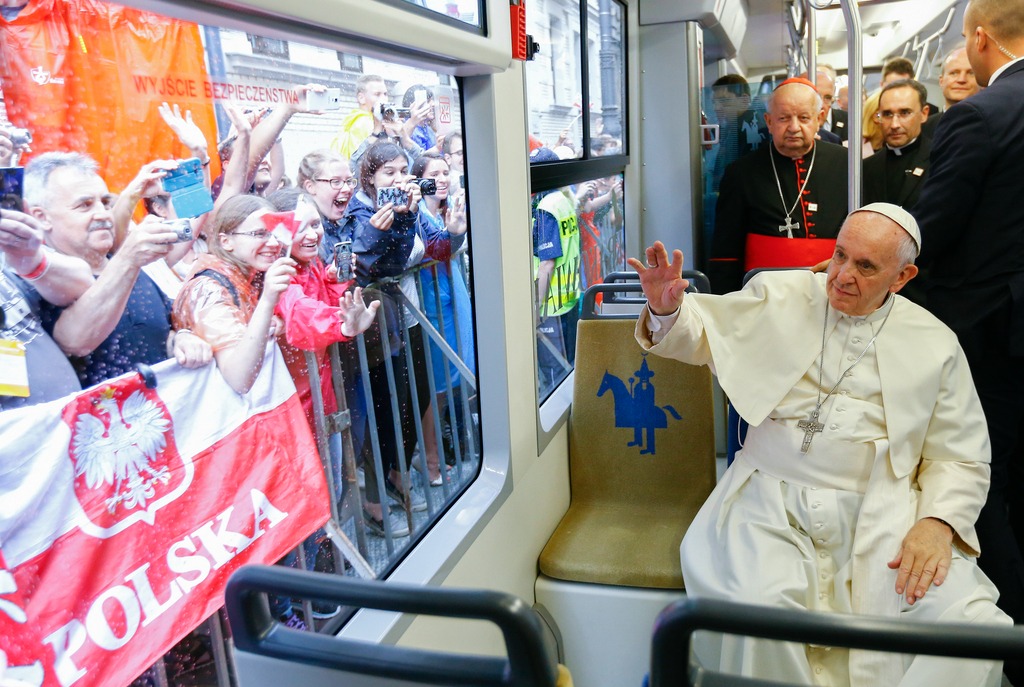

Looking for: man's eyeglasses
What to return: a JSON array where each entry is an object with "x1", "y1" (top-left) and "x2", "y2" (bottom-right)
[
  {"x1": 875, "y1": 109, "x2": 919, "y2": 122},
  {"x1": 230, "y1": 230, "x2": 274, "y2": 240},
  {"x1": 315, "y1": 177, "x2": 357, "y2": 189}
]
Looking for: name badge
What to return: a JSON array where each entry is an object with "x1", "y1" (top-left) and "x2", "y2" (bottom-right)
[
  {"x1": 808, "y1": 202, "x2": 819, "y2": 212},
  {"x1": 835, "y1": 120, "x2": 845, "y2": 129},
  {"x1": 912, "y1": 167, "x2": 924, "y2": 177},
  {"x1": 0, "y1": 339, "x2": 29, "y2": 397}
]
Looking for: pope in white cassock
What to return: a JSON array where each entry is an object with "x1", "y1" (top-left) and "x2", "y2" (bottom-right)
[{"x1": 628, "y1": 203, "x2": 1012, "y2": 687}]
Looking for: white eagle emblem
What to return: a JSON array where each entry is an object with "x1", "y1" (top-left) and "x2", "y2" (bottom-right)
[
  {"x1": 71, "y1": 388, "x2": 172, "y2": 513},
  {"x1": 29, "y1": 66, "x2": 50, "y2": 85}
]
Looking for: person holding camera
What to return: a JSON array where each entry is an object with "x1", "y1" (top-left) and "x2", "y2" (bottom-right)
[
  {"x1": 23, "y1": 152, "x2": 211, "y2": 388},
  {"x1": 410, "y1": 152, "x2": 472, "y2": 486},
  {"x1": 341, "y1": 140, "x2": 451, "y2": 529}
]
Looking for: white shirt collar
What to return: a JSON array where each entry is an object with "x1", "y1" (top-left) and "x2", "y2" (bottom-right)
[
  {"x1": 886, "y1": 137, "x2": 919, "y2": 156},
  {"x1": 990, "y1": 56, "x2": 1024, "y2": 84}
]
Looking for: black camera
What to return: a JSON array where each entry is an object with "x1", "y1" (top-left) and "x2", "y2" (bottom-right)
[
  {"x1": 6, "y1": 128, "x2": 31, "y2": 149},
  {"x1": 164, "y1": 218, "x2": 194, "y2": 243},
  {"x1": 413, "y1": 178, "x2": 437, "y2": 196},
  {"x1": 378, "y1": 103, "x2": 411, "y2": 121}
]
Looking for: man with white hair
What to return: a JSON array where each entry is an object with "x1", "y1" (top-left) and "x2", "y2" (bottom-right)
[
  {"x1": 24, "y1": 152, "x2": 209, "y2": 387},
  {"x1": 708, "y1": 77, "x2": 848, "y2": 294},
  {"x1": 631, "y1": 203, "x2": 1011, "y2": 686}
]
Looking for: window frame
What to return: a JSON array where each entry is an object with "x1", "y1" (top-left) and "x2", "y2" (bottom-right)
[
  {"x1": 528, "y1": 0, "x2": 629, "y2": 450},
  {"x1": 84, "y1": 0, "x2": 521, "y2": 647}
]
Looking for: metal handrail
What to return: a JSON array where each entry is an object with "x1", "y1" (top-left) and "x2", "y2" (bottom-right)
[
  {"x1": 649, "y1": 597, "x2": 1024, "y2": 687},
  {"x1": 226, "y1": 566, "x2": 560, "y2": 687}
]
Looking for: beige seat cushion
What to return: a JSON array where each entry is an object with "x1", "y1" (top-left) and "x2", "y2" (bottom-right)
[{"x1": 540, "y1": 319, "x2": 716, "y2": 589}]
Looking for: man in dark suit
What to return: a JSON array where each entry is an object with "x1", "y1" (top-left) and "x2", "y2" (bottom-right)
[
  {"x1": 913, "y1": 2, "x2": 1024, "y2": 680},
  {"x1": 708, "y1": 78, "x2": 847, "y2": 294},
  {"x1": 862, "y1": 79, "x2": 931, "y2": 209}
]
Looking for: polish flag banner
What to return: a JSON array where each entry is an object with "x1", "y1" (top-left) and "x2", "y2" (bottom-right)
[{"x1": 0, "y1": 347, "x2": 329, "y2": 687}]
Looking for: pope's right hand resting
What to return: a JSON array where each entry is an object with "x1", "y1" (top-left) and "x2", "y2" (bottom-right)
[{"x1": 626, "y1": 241, "x2": 690, "y2": 317}]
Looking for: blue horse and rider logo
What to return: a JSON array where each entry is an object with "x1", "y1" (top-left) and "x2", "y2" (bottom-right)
[{"x1": 597, "y1": 356, "x2": 681, "y2": 455}]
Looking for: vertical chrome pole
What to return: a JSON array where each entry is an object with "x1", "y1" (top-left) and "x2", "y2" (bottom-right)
[{"x1": 841, "y1": 0, "x2": 863, "y2": 210}]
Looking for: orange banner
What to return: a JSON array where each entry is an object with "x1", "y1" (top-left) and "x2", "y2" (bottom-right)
[{"x1": 0, "y1": 0, "x2": 220, "y2": 192}]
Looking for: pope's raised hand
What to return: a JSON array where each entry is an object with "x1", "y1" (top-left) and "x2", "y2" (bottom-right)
[{"x1": 626, "y1": 241, "x2": 689, "y2": 316}]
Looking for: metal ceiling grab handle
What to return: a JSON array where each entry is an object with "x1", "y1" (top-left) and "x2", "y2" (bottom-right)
[
  {"x1": 807, "y1": 3, "x2": 816, "y2": 81},
  {"x1": 841, "y1": 0, "x2": 863, "y2": 211}
]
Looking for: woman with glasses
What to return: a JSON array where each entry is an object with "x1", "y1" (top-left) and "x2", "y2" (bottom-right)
[
  {"x1": 171, "y1": 194, "x2": 296, "y2": 394},
  {"x1": 297, "y1": 149, "x2": 358, "y2": 263}
]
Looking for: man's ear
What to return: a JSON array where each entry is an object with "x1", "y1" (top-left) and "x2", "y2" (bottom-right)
[
  {"x1": 921, "y1": 104, "x2": 930, "y2": 121},
  {"x1": 890, "y1": 263, "x2": 920, "y2": 293},
  {"x1": 28, "y1": 205, "x2": 49, "y2": 228}
]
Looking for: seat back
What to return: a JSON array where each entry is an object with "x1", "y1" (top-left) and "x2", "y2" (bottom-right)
[
  {"x1": 649, "y1": 597, "x2": 1024, "y2": 687},
  {"x1": 226, "y1": 565, "x2": 560, "y2": 687},
  {"x1": 539, "y1": 282, "x2": 716, "y2": 589}
]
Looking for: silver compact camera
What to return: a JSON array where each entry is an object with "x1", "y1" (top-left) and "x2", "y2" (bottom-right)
[
  {"x1": 6, "y1": 128, "x2": 32, "y2": 148},
  {"x1": 378, "y1": 104, "x2": 411, "y2": 121},
  {"x1": 164, "y1": 218, "x2": 194, "y2": 243}
]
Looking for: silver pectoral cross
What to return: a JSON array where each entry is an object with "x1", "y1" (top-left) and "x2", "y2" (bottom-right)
[
  {"x1": 797, "y1": 409, "x2": 824, "y2": 453},
  {"x1": 779, "y1": 216, "x2": 799, "y2": 238}
]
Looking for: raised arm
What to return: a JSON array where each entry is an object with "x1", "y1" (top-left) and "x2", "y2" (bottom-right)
[
  {"x1": 0, "y1": 209, "x2": 91, "y2": 305},
  {"x1": 52, "y1": 222, "x2": 177, "y2": 356},
  {"x1": 214, "y1": 257, "x2": 296, "y2": 394},
  {"x1": 625, "y1": 241, "x2": 690, "y2": 316}
]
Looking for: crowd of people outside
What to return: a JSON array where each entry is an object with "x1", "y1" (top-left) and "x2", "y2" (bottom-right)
[{"x1": 0, "y1": 74, "x2": 479, "y2": 639}]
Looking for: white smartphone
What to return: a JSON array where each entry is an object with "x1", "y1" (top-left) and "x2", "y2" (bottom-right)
[{"x1": 306, "y1": 88, "x2": 342, "y2": 110}]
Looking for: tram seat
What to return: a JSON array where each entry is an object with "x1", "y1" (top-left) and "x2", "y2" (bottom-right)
[
  {"x1": 226, "y1": 565, "x2": 571, "y2": 687},
  {"x1": 536, "y1": 279, "x2": 716, "y2": 687},
  {"x1": 648, "y1": 596, "x2": 1024, "y2": 687}
]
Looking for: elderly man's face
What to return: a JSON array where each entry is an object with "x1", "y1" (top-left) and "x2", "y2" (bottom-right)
[
  {"x1": 764, "y1": 84, "x2": 820, "y2": 158},
  {"x1": 35, "y1": 167, "x2": 115, "y2": 261},
  {"x1": 826, "y1": 212, "x2": 918, "y2": 316}
]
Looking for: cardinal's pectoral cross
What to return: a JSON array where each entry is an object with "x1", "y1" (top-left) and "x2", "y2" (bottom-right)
[
  {"x1": 779, "y1": 216, "x2": 799, "y2": 238},
  {"x1": 797, "y1": 409, "x2": 824, "y2": 453}
]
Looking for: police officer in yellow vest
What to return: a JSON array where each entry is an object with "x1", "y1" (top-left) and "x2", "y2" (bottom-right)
[{"x1": 531, "y1": 147, "x2": 583, "y2": 397}]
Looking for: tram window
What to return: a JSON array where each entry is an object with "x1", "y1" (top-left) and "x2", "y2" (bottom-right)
[
  {"x1": 587, "y1": 0, "x2": 625, "y2": 157},
  {"x1": 526, "y1": 0, "x2": 584, "y2": 157},
  {"x1": 526, "y1": 0, "x2": 626, "y2": 160},
  {"x1": 532, "y1": 174, "x2": 625, "y2": 402},
  {"x1": 395, "y1": 0, "x2": 484, "y2": 28},
  {"x1": 526, "y1": 0, "x2": 627, "y2": 409},
  {"x1": 0, "y1": 2, "x2": 478, "y2": 683}
]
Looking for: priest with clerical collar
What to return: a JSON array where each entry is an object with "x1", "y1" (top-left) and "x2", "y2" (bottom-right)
[
  {"x1": 708, "y1": 77, "x2": 848, "y2": 295},
  {"x1": 630, "y1": 203, "x2": 1012, "y2": 687},
  {"x1": 863, "y1": 78, "x2": 932, "y2": 210}
]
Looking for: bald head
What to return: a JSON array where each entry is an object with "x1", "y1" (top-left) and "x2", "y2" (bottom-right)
[
  {"x1": 967, "y1": 0, "x2": 1024, "y2": 42},
  {"x1": 765, "y1": 82, "x2": 823, "y2": 158},
  {"x1": 965, "y1": 0, "x2": 1024, "y2": 86},
  {"x1": 939, "y1": 46, "x2": 979, "y2": 107}
]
